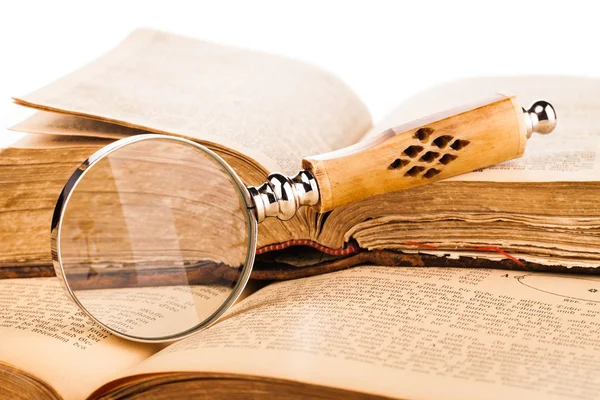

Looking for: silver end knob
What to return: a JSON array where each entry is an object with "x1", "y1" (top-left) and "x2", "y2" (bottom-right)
[
  {"x1": 523, "y1": 100, "x2": 557, "y2": 138},
  {"x1": 247, "y1": 170, "x2": 319, "y2": 222}
]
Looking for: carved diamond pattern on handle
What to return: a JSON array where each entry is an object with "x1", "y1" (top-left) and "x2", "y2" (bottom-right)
[
  {"x1": 387, "y1": 127, "x2": 472, "y2": 179},
  {"x1": 413, "y1": 127, "x2": 433, "y2": 142},
  {"x1": 450, "y1": 139, "x2": 470, "y2": 150},
  {"x1": 438, "y1": 154, "x2": 458, "y2": 165},
  {"x1": 419, "y1": 151, "x2": 440, "y2": 163},
  {"x1": 432, "y1": 135, "x2": 454, "y2": 149},
  {"x1": 403, "y1": 145, "x2": 424, "y2": 158},
  {"x1": 387, "y1": 158, "x2": 410, "y2": 170},
  {"x1": 405, "y1": 166, "x2": 425, "y2": 177}
]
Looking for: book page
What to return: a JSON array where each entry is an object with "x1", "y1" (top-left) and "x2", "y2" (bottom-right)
[
  {"x1": 12, "y1": 29, "x2": 372, "y2": 175},
  {"x1": 10, "y1": 132, "x2": 113, "y2": 149},
  {"x1": 366, "y1": 76, "x2": 600, "y2": 182},
  {"x1": 0, "y1": 278, "x2": 160, "y2": 400},
  {"x1": 109, "y1": 266, "x2": 600, "y2": 400},
  {"x1": 12, "y1": 112, "x2": 145, "y2": 140}
]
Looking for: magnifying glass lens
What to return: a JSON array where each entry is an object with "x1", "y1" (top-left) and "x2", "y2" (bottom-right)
[{"x1": 56, "y1": 137, "x2": 255, "y2": 341}]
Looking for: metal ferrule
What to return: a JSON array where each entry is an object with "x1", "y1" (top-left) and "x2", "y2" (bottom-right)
[{"x1": 247, "y1": 170, "x2": 319, "y2": 222}]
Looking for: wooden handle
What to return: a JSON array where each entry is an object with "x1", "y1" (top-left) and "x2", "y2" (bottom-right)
[{"x1": 302, "y1": 94, "x2": 529, "y2": 213}]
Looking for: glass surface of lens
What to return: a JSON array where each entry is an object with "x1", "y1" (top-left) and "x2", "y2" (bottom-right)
[{"x1": 54, "y1": 136, "x2": 256, "y2": 341}]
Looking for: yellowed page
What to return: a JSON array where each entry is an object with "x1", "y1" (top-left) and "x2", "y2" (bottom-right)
[
  {"x1": 12, "y1": 112, "x2": 143, "y2": 140},
  {"x1": 367, "y1": 76, "x2": 600, "y2": 182},
  {"x1": 10, "y1": 132, "x2": 113, "y2": 149},
  {"x1": 108, "y1": 266, "x2": 600, "y2": 400},
  {"x1": 0, "y1": 278, "x2": 160, "y2": 400},
  {"x1": 12, "y1": 29, "x2": 371, "y2": 175}
]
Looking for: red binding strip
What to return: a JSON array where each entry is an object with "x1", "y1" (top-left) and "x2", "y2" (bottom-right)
[
  {"x1": 256, "y1": 239, "x2": 523, "y2": 266},
  {"x1": 403, "y1": 241, "x2": 524, "y2": 266},
  {"x1": 469, "y1": 246, "x2": 523, "y2": 266},
  {"x1": 256, "y1": 239, "x2": 359, "y2": 256}
]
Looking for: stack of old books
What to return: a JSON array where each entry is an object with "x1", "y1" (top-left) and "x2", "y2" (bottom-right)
[{"x1": 1, "y1": 29, "x2": 600, "y2": 400}]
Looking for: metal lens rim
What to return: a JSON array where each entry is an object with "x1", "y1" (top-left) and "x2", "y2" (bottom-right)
[{"x1": 50, "y1": 134, "x2": 258, "y2": 343}]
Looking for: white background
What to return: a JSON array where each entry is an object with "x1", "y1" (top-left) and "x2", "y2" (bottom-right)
[{"x1": 0, "y1": 0, "x2": 598, "y2": 148}]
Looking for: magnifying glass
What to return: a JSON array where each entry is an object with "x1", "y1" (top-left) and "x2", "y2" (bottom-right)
[{"x1": 51, "y1": 95, "x2": 556, "y2": 342}]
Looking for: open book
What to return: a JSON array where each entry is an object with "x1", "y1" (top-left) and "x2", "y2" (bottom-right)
[
  {"x1": 2, "y1": 29, "x2": 600, "y2": 279},
  {"x1": 2, "y1": 266, "x2": 600, "y2": 399}
]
